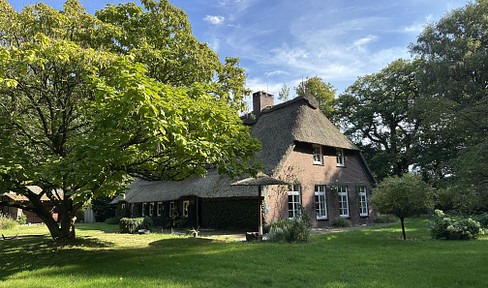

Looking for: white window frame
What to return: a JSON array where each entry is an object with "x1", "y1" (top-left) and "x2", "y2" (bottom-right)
[
  {"x1": 142, "y1": 203, "x2": 147, "y2": 217},
  {"x1": 121, "y1": 203, "x2": 126, "y2": 210},
  {"x1": 315, "y1": 185, "x2": 327, "y2": 219},
  {"x1": 336, "y1": 148, "x2": 345, "y2": 167},
  {"x1": 149, "y1": 203, "x2": 154, "y2": 217},
  {"x1": 359, "y1": 186, "x2": 368, "y2": 216},
  {"x1": 338, "y1": 186, "x2": 349, "y2": 217},
  {"x1": 157, "y1": 202, "x2": 162, "y2": 216},
  {"x1": 169, "y1": 201, "x2": 175, "y2": 217},
  {"x1": 288, "y1": 184, "x2": 301, "y2": 218},
  {"x1": 313, "y1": 144, "x2": 323, "y2": 165},
  {"x1": 183, "y1": 200, "x2": 190, "y2": 218}
]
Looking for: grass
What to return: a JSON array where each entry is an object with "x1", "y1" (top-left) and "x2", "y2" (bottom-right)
[{"x1": 0, "y1": 217, "x2": 487, "y2": 287}]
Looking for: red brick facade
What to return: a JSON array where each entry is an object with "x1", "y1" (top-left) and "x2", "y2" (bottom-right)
[{"x1": 264, "y1": 142, "x2": 375, "y2": 227}]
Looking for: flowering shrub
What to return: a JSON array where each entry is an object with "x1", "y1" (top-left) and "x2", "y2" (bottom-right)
[{"x1": 430, "y1": 210, "x2": 484, "y2": 240}]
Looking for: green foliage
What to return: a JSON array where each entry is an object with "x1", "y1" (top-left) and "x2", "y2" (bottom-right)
[
  {"x1": 119, "y1": 217, "x2": 153, "y2": 234},
  {"x1": 92, "y1": 196, "x2": 116, "y2": 222},
  {"x1": 278, "y1": 83, "x2": 290, "y2": 101},
  {"x1": 332, "y1": 217, "x2": 352, "y2": 228},
  {"x1": 17, "y1": 214, "x2": 27, "y2": 225},
  {"x1": 0, "y1": 0, "x2": 260, "y2": 241},
  {"x1": 373, "y1": 214, "x2": 398, "y2": 224},
  {"x1": 474, "y1": 213, "x2": 488, "y2": 228},
  {"x1": 370, "y1": 173, "x2": 433, "y2": 239},
  {"x1": 104, "y1": 217, "x2": 120, "y2": 225},
  {"x1": 268, "y1": 205, "x2": 311, "y2": 243},
  {"x1": 410, "y1": 0, "x2": 488, "y2": 191},
  {"x1": 296, "y1": 76, "x2": 336, "y2": 117},
  {"x1": 430, "y1": 210, "x2": 484, "y2": 240},
  {"x1": 0, "y1": 213, "x2": 18, "y2": 230},
  {"x1": 334, "y1": 59, "x2": 423, "y2": 179}
]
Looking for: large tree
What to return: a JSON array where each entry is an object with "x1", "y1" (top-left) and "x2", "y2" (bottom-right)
[
  {"x1": 333, "y1": 59, "x2": 424, "y2": 179},
  {"x1": 410, "y1": 0, "x2": 488, "y2": 210},
  {"x1": 0, "y1": 0, "x2": 261, "y2": 240},
  {"x1": 296, "y1": 76, "x2": 336, "y2": 117}
]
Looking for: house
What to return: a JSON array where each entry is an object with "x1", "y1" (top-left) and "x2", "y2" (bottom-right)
[
  {"x1": 113, "y1": 92, "x2": 375, "y2": 229},
  {"x1": 0, "y1": 186, "x2": 59, "y2": 223}
]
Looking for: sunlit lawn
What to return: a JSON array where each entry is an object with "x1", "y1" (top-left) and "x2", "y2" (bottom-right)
[{"x1": 1, "y1": 218, "x2": 487, "y2": 288}]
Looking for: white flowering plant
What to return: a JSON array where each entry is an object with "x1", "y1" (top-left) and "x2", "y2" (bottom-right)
[{"x1": 430, "y1": 209, "x2": 484, "y2": 240}]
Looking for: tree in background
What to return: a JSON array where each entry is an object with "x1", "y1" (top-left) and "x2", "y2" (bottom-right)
[
  {"x1": 295, "y1": 76, "x2": 336, "y2": 117},
  {"x1": 410, "y1": 0, "x2": 488, "y2": 212},
  {"x1": 278, "y1": 83, "x2": 290, "y2": 101},
  {"x1": 370, "y1": 174, "x2": 433, "y2": 240},
  {"x1": 333, "y1": 59, "x2": 424, "y2": 180},
  {"x1": 0, "y1": 0, "x2": 261, "y2": 241}
]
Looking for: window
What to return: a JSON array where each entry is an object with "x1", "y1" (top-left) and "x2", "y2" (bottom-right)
[
  {"x1": 169, "y1": 202, "x2": 175, "y2": 217},
  {"x1": 359, "y1": 186, "x2": 368, "y2": 216},
  {"x1": 315, "y1": 185, "x2": 327, "y2": 219},
  {"x1": 336, "y1": 148, "x2": 345, "y2": 167},
  {"x1": 149, "y1": 203, "x2": 154, "y2": 217},
  {"x1": 142, "y1": 203, "x2": 147, "y2": 217},
  {"x1": 338, "y1": 186, "x2": 349, "y2": 217},
  {"x1": 183, "y1": 200, "x2": 190, "y2": 218},
  {"x1": 157, "y1": 202, "x2": 162, "y2": 216},
  {"x1": 121, "y1": 203, "x2": 126, "y2": 210},
  {"x1": 313, "y1": 145, "x2": 323, "y2": 165},
  {"x1": 288, "y1": 184, "x2": 301, "y2": 218}
]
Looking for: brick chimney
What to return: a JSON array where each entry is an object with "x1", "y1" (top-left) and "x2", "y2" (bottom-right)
[{"x1": 252, "y1": 91, "x2": 274, "y2": 117}]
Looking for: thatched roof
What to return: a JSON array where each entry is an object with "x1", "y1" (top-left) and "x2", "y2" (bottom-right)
[
  {"x1": 1, "y1": 186, "x2": 62, "y2": 202},
  {"x1": 250, "y1": 94, "x2": 358, "y2": 175},
  {"x1": 113, "y1": 170, "x2": 260, "y2": 204},
  {"x1": 231, "y1": 172, "x2": 290, "y2": 186},
  {"x1": 116, "y1": 94, "x2": 362, "y2": 204}
]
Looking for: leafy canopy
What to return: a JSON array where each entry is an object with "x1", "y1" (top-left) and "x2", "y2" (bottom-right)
[
  {"x1": 0, "y1": 0, "x2": 260, "y2": 240},
  {"x1": 296, "y1": 76, "x2": 336, "y2": 117}
]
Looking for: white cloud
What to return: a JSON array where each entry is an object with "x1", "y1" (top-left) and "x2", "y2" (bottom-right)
[{"x1": 203, "y1": 15, "x2": 225, "y2": 25}]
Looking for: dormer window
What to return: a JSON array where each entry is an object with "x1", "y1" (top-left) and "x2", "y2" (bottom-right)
[
  {"x1": 313, "y1": 145, "x2": 323, "y2": 165},
  {"x1": 336, "y1": 148, "x2": 345, "y2": 167}
]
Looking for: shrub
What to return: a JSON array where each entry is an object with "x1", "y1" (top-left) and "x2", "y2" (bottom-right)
[
  {"x1": 119, "y1": 217, "x2": 154, "y2": 234},
  {"x1": 474, "y1": 213, "x2": 488, "y2": 228},
  {"x1": 374, "y1": 214, "x2": 398, "y2": 224},
  {"x1": 268, "y1": 205, "x2": 311, "y2": 243},
  {"x1": 104, "y1": 217, "x2": 120, "y2": 225},
  {"x1": 430, "y1": 210, "x2": 484, "y2": 240},
  {"x1": 332, "y1": 217, "x2": 351, "y2": 228},
  {"x1": 17, "y1": 214, "x2": 27, "y2": 225},
  {"x1": 0, "y1": 213, "x2": 19, "y2": 230}
]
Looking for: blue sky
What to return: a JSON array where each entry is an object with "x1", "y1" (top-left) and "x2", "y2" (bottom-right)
[{"x1": 12, "y1": 0, "x2": 471, "y2": 99}]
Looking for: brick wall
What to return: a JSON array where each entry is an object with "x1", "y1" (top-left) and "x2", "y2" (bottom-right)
[{"x1": 264, "y1": 142, "x2": 375, "y2": 228}]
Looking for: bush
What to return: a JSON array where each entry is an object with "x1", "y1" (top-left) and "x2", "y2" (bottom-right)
[
  {"x1": 119, "y1": 217, "x2": 154, "y2": 234},
  {"x1": 332, "y1": 217, "x2": 351, "y2": 228},
  {"x1": 268, "y1": 205, "x2": 311, "y2": 243},
  {"x1": 0, "y1": 213, "x2": 19, "y2": 230},
  {"x1": 17, "y1": 214, "x2": 27, "y2": 225},
  {"x1": 474, "y1": 213, "x2": 488, "y2": 228},
  {"x1": 430, "y1": 210, "x2": 484, "y2": 240},
  {"x1": 104, "y1": 217, "x2": 120, "y2": 225},
  {"x1": 374, "y1": 214, "x2": 398, "y2": 224}
]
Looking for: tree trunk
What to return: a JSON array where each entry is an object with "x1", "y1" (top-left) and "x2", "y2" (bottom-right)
[{"x1": 400, "y1": 217, "x2": 407, "y2": 240}]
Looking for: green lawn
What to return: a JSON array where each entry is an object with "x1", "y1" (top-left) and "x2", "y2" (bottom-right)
[{"x1": 0, "y1": 218, "x2": 487, "y2": 288}]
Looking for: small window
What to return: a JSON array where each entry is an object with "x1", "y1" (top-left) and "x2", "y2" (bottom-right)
[
  {"x1": 157, "y1": 202, "x2": 162, "y2": 216},
  {"x1": 288, "y1": 184, "x2": 301, "y2": 218},
  {"x1": 336, "y1": 148, "x2": 345, "y2": 167},
  {"x1": 121, "y1": 203, "x2": 126, "y2": 210},
  {"x1": 315, "y1": 185, "x2": 327, "y2": 219},
  {"x1": 313, "y1": 145, "x2": 323, "y2": 165},
  {"x1": 359, "y1": 186, "x2": 368, "y2": 216},
  {"x1": 142, "y1": 203, "x2": 147, "y2": 217},
  {"x1": 149, "y1": 203, "x2": 154, "y2": 217},
  {"x1": 183, "y1": 200, "x2": 190, "y2": 218},
  {"x1": 169, "y1": 202, "x2": 175, "y2": 217},
  {"x1": 338, "y1": 186, "x2": 349, "y2": 217}
]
